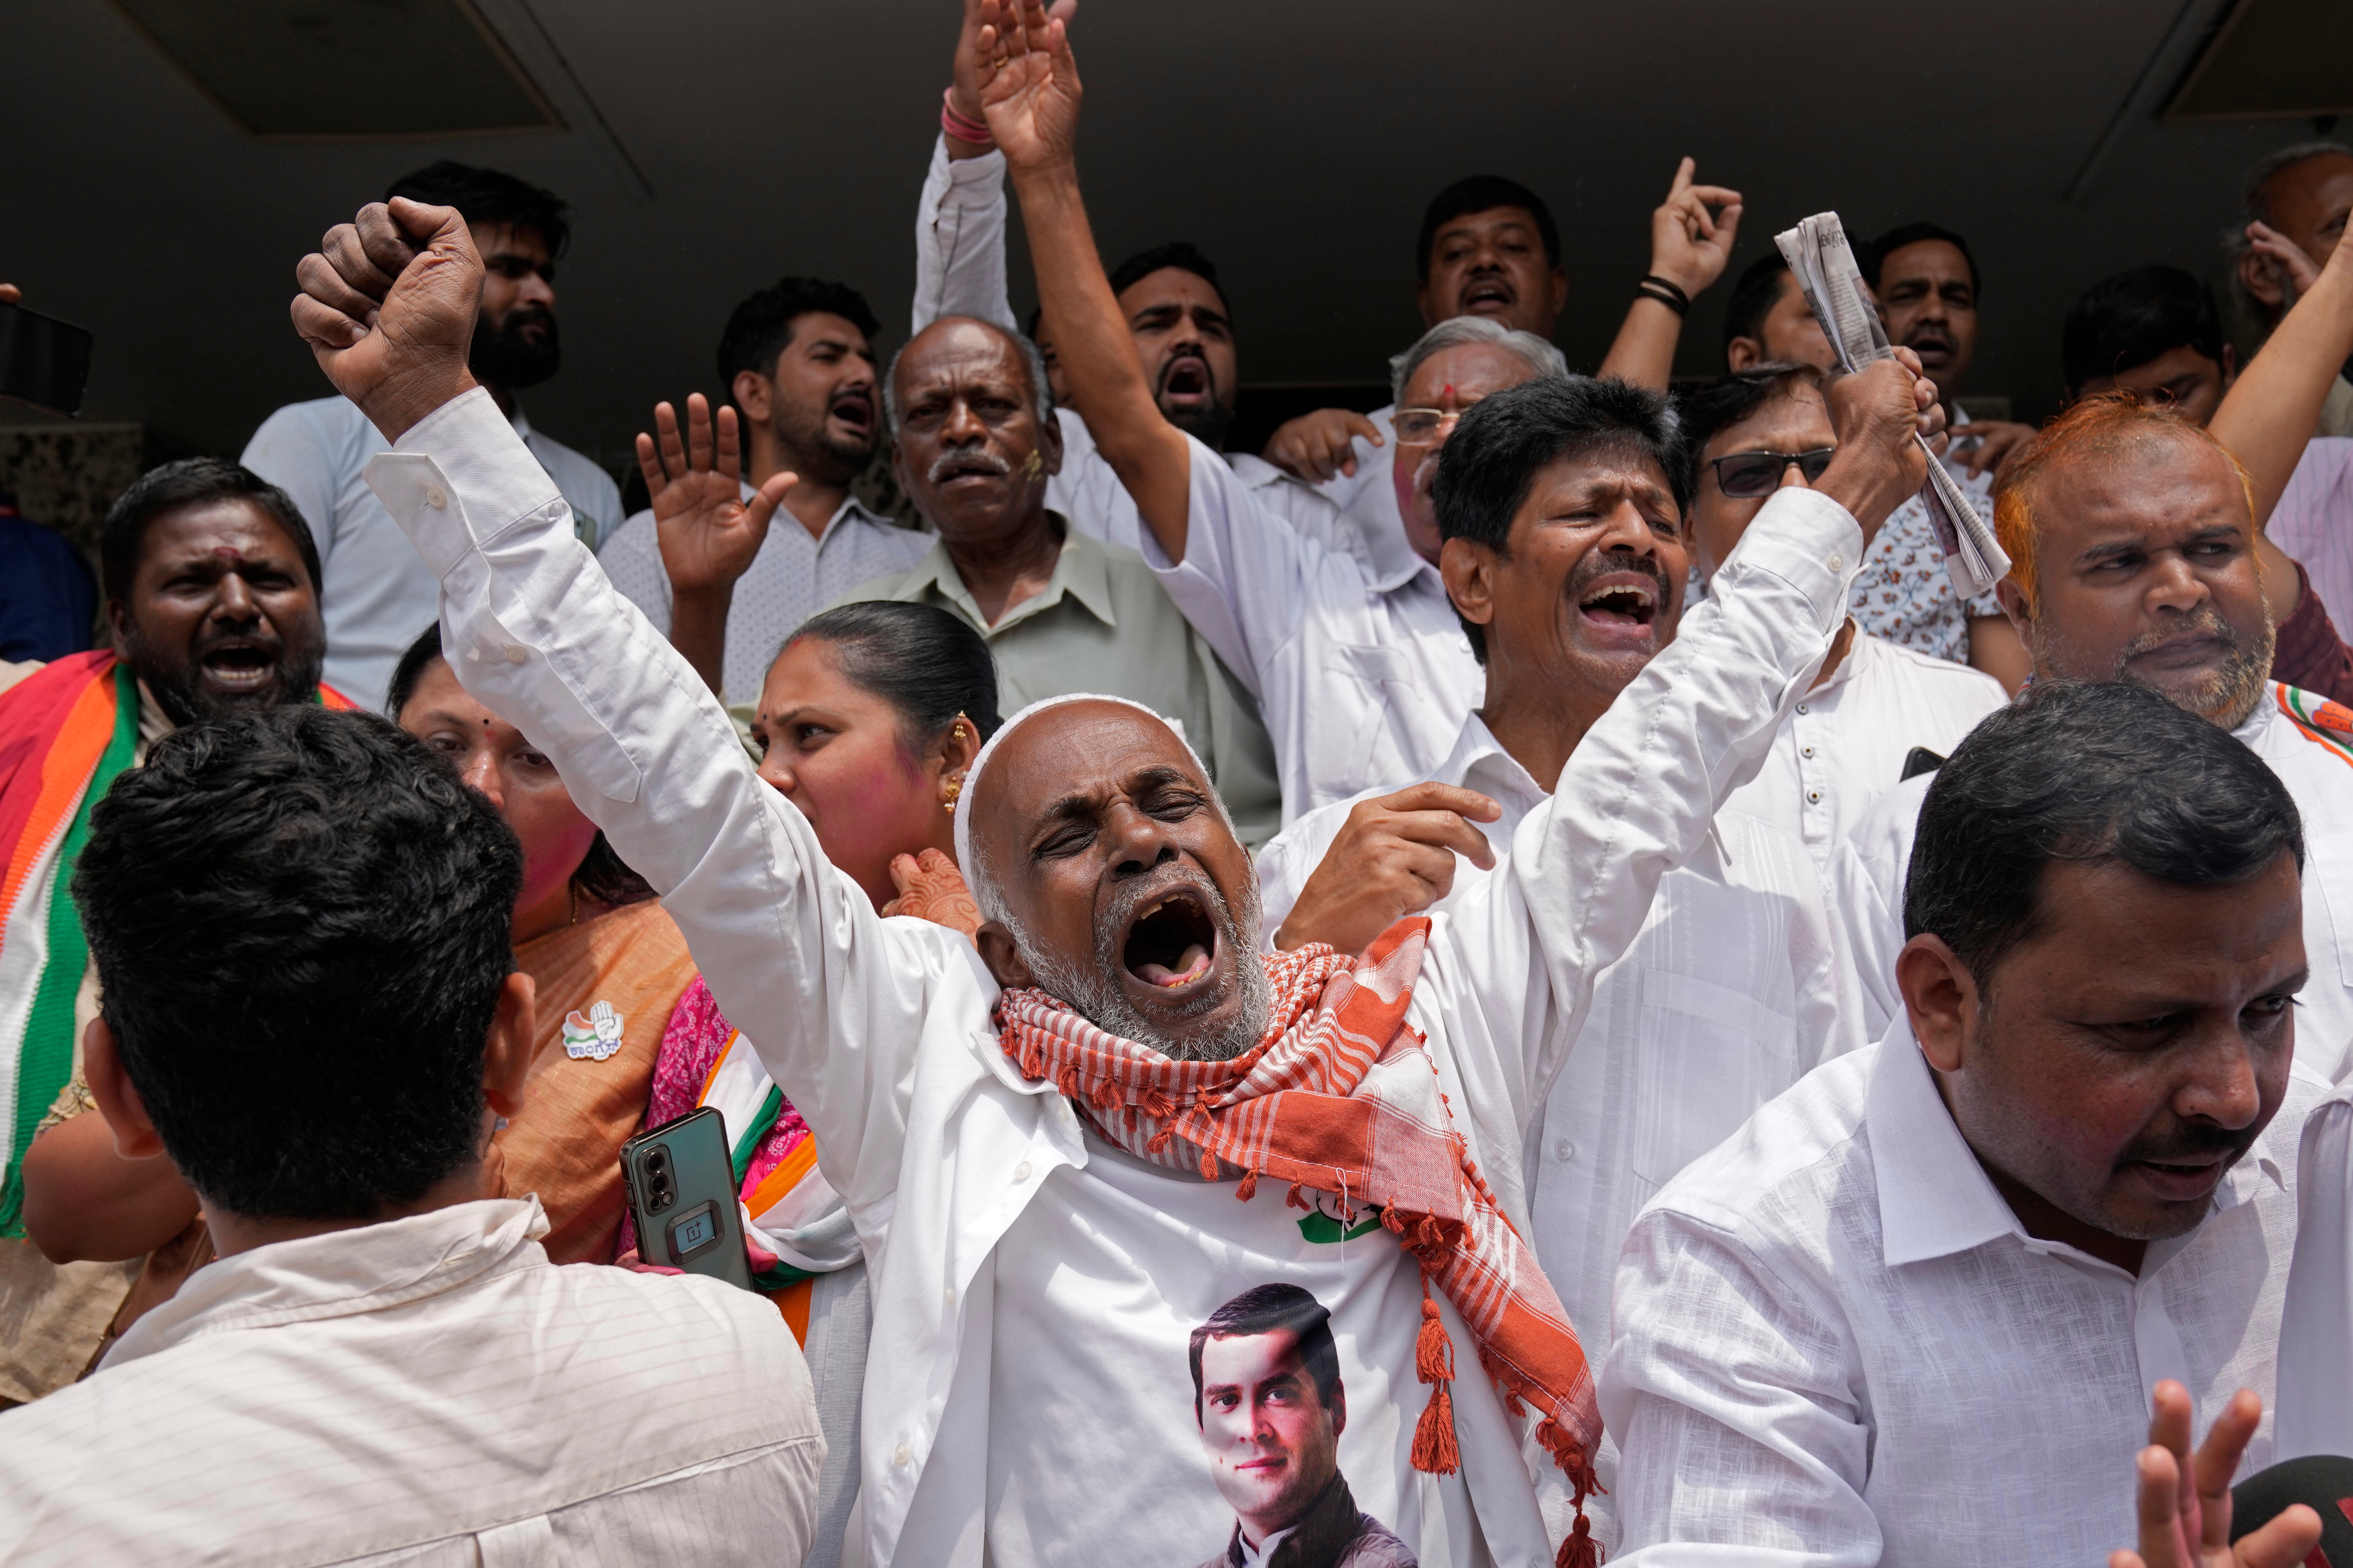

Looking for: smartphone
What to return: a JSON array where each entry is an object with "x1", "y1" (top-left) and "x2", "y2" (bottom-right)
[
  {"x1": 620, "y1": 1107, "x2": 755, "y2": 1290},
  {"x1": 0, "y1": 303, "x2": 94, "y2": 417}
]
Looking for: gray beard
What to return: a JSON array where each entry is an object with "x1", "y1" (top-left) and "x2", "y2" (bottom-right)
[{"x1": 1010, "y1": 875, "x2": 1272, "y2": 1063}]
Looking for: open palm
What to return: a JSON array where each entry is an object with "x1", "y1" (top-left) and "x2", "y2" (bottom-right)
[
  {"x1": 636, "y1": 394, "x2": 788, "y2": 597},
  {"x1": 975, "y1": 0, "x2": 1080, "y2": 168}
]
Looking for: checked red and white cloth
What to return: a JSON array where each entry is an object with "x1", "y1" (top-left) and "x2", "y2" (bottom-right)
[{"x1": 995, "y1": 916, "x2": 1607, "y2": 1566}]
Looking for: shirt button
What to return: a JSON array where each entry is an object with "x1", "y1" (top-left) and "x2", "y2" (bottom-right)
[
  {"x1": 1807, "y1": 791, "x2": 1821, "y2": 803},
  {"x1": 1801, "y1": 746, "x2": 1814, "y2": 758},
  {"x1": 1795, "y1": 703, "x2": 1809, "y2": 714},
  {"x1": 423, "y1": 485, "x2": 448, "y2": 509},
  {"x1": 1013, "y1": 1161, "x2": 1032, "y2": 1182},
  {"x1": 944, "y1": 1285, "x2": 955, "y2": 1306},
  {"x1": 501, "y1": 643, "x2": 527, "y2": 665},
  {"x1": 1828, "y1": 553, "x2": 1844, "y2": 572},
  {"x1": 893, "y1": 1442, "x2": 912, "y2": 1466},
  {"x1": 1554, "y1": 1140, "x2": 1576, "y2": 1162}
]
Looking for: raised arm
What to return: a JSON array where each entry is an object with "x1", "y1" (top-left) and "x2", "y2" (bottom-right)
[
  {"x1": 910, "y1": 0, "x2": 1027, "y2": 336},
  {"x1": 2210, "y1": 215, "x2": 2353, "y2": 530},
  {"x1": 634, "y1": 393, "x2": 793, "y2": 697},
  {"x1": 289, "y1": 197, "x2": 950, "y2": 1212},
  {"x1": 1595, "y1": 158, "x2": 1744, "y2": 391},
  {"x1": 979, "y1": 0, "x2": 1192, "y2": 558}
]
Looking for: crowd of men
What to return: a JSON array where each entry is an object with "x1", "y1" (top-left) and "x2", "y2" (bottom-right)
[{"x1": 5, "y1": 2, "x2": 2353, "y2": 1564}]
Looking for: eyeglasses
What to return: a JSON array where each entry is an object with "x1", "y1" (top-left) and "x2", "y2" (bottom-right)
[
  {"x1": 1393, "y1": 405, "x2": 1479, "y2": 443},
  {"x1": 1708, "y1": 448, "x2": 1835, "y2": 498}
]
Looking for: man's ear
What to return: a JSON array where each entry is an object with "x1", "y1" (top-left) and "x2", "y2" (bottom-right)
[
  {"x1": 1995, "y1": 576, "x2": 2033, "y2": 640},
  {"x1": 2239, "y1": 245, "x2": 2287, "y2": 311},
  {"x1": 975, "y1": 923, "x2": 1037, "y2": 991},
  {"x1": 106, "y1": 598, "x2": 136, "y2": 660},
  {"x1": 83, "y1": 1017, "x2": 167, "y2": 1161},
  {"x1": 1439, "y1": 537, "x2": 1498, "y2": 635},
  {"x1": 1726, "y1": 336, "x2": 1764, "y2": 372},
  {"x1": 732, "y1": 370, "x2": 775, "y2": 430},
  {"x1": 1037, "y1": 402, "x2": 1065, "y2": 479},
  {"x1": 481, "y1": 971, "x2": 536, "y2": 1121},
  {"x1": 1897, "y1": 933, "x2": 1979, "y2": 1075}
]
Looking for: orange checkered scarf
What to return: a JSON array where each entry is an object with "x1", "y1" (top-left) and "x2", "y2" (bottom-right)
[{"x1": 995, "y1": 917, "x2": 1605, "y2": 1566}]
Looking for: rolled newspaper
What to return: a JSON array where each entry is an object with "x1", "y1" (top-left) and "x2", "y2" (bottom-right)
[{"x1": 1773, "y1": 213, "x2": 2011, "y2": 597}]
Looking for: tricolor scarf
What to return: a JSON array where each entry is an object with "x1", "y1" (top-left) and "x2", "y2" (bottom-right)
[
  {"x1": 996, "y1": 917, "x2": 1607, "y2": 1568},
  {"x1": 0, "y1": 652, "x2": 353, "y2": 1234},
  {"x1": 2279, "y1": 682, "x2": 2353, "y2": 766}
]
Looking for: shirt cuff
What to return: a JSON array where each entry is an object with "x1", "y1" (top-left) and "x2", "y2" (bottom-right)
[
  {"x1": 938, "y1": 135, "x2": 1007, "y2": 196},
  {"x1": 364, "y1": 386, "x2": 568, "y2": 580}
]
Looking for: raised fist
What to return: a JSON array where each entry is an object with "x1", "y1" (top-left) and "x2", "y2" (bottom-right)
[{"x1": 290, "y1": 196, "x2": 483, "y2": 443}]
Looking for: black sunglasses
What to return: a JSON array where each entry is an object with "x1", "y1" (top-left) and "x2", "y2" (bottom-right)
[{"x1": 1709, "y1": 448, "x2": 1835, "y2": 498}]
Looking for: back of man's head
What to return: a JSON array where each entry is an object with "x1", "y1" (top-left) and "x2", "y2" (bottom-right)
[
  {"x1": 1904, "y1": 679, "x2": 2301, "y2": 987},
  {"x1": 1722, "y1": 254, "x2": 1793, "y2": 359},
  {"x1": 2061, "y1": 265, "x2": 2225, "y2": 397},
  {"x1": 74, "y1": 707, "x2": 522, "y2": 1220},
  {"x1": 715, "y1": 275, "x2": 882, "y2": 410},
  {"x1": 1417, "y1": 175, "x2": 1560, "y2": 281},
  {"x1": 386, "y1": 160, "x2": 571, "y2": 257},
  {"x1": 1109, "y1": 241, "x2": 1228, "y2": 314}
]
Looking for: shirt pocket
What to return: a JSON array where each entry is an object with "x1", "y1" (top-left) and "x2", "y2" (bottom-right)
[
  {"x1": 1318, "y1": 643, "x2": 1433, "y2": 800},
  {"x1": 1629, "y1": 971, "x2": 1799, "y2": 1188}
]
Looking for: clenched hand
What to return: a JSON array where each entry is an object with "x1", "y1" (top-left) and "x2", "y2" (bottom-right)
[{"x1": 291, "y1": 197, "x2": 483, "y2": 443}]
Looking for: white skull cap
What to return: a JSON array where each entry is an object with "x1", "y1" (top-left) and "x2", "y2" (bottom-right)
[{"x1": 952, "y1": 692, "x2": 1209, "y2": 874}]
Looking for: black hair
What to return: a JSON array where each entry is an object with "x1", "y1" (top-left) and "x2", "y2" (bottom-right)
[
  {"x1": 1722, "y1": 253, "x2": 1794, "y2": 357},
  {"x1": 1905, "y1": 680, "x2": 2302, "y2": 989},
  {"x1": 74, "y1": 707, "x2": 523, "y2": 1219},
  {"x1": 2061, "y1": 265, "x2": 2226, "y2": 397},
  {"x1": 1417, "y1": 175, "x2": 1560, "y2": 282},
  {"x1": 715, "y1": 275, "x2": 883, "y2": 414},
  {"x1": 100, "y1": 458, "x2": 321, "y2": 607},
  {"x1": 1673, "y1": 364, "x2": 1827, "y2": 499},
  {"x1": 1107, "y1": 241, "x2": 1229, "y2": 319},
  {"x1": 1862, "y1": 221, "x2": 1980, "y2": 298},
  {"x1": 784, "y1": 601, "x2": 1003, "y2": 750},
  {"x1": 1432, "y1": 376, "x2": 1687, "y2": 663},
  {"x1": 385, "y1": 160, "x2": 571, "y2": 259},
  {"x1": 386, "y1": 624, "x2": 654, "y2": 908},
  {"x1": 1189, "y1": 1282, "x2": 1342, "y2": 1422}
]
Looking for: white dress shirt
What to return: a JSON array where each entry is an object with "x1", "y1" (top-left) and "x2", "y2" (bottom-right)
[
  {"x1": 242, "y1": 395, "x2": 621, "y2": 707},
  {"x1": 910, "y1": 135, "x2": 1355, "y2": 558},
  {"x1": 598, "y1": 483, "x2": 931, "y2": 712},
  {"x1": 362, "y1": 386, "x2": 1859, "y2": 1566},
  {"x1": 2264, "y1": 437, "x2": 2353, "y2": 632},
  {"x1": 1723, "y1": 628, "x2": 2007, "y2": 871},
  {"x1": 0, "y1": 1198, "x2": 821, "y2": 1566},
  {"x1": 1604, "y1": 1026, "x2": 2325, "y2": 1567},
  {"x1": 1146, "y1": 438, "x2": 1486, "y2": 822},
  {"x1": 1832, "y1": 683, "x2": 2353, "y2": 1081},
  {"x1": 1253, "y1": 711, "x2": 1860, "y2": 1353},
  {"x1": 2279, "y1": 1078, "x2": 2353, "y2": 1461},
  {"x1": 1309, "y1": 405, "x2": 1417, "y2": 571}
]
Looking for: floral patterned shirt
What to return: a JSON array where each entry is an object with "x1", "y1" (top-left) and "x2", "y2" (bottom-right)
[{"x1": 1847, "y1": 462, "x2": 2003, "y2": 664}]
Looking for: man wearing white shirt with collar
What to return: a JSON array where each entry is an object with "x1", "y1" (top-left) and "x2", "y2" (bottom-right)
[
  {"x1": 282, "y1": 63, "x2": 1943, "y2": 1554},
  {"x1": 0, "y1": 706, "x2": 820, "y2": 1562},
  {"x1": 1247, "y1": 374, "x2": 1859, "y2": 1441},
  {"x1": 598, "y1": 277, "x2": 929, "y2": 724},
  {"x1": 244, "y1": 160, "x2": 619, "y2": 709},
  {"x1": 912, "y1": 0, "x2": 1350, "y2": 559},
  {"x1": 1685, "y1": 364, "x2": 2008, "y2": 869},
  {"x1": 1833, "y1": 394, "x2": 2353, "y2": 1080},
  {"x1": 1607, "y1": 679, "x2": 2328, "y2": 1567}
]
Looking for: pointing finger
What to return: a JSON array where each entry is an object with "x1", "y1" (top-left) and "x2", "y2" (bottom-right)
[{"x1": 1373, "y1": 783, "x2": 1503, "y2": 822}]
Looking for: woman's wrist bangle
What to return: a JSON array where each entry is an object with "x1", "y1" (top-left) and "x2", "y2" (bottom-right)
[{"x1": 941, "y1": 88, "x2": 994, "y2": 147}]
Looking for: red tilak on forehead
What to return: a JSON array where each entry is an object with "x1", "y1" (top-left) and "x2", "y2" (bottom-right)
[
  {"x1": 210, "y1": 546, "x2": 245, "y2": 565},
  {"x1": 1441, "y1": 384, "x2": 1454, "y2": 401}
]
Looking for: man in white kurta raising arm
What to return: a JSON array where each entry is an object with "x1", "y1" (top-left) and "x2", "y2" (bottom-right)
[{"x1": 286, "y1": 104, "x2": 1940, "y2": 1568}]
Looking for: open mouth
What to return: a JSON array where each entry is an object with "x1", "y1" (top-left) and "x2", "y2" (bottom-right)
[
  {"x1": 829, "y1": 390, "x2": 874, "y2": 436},
  {"x1": 1577, "y1": 577, "x2": 1660, "y2": 628},
  {"x1": 198, "y1": 643, "x2": 277, "y2": 690},
  {"x1": 1122, "y1": 888, "x2": 1219, "y2": 990},
  {"x1": 1462, "y1": 279, "x2": 1514, "y2": 313},
  {"x1": 1161, "y1": 356, "x2": 1210, "y2": 404}
]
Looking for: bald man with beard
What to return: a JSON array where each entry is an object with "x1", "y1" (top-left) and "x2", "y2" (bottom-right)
[{"x1": 285, "y1": 113, "x2": 1940, "y2": 1562}]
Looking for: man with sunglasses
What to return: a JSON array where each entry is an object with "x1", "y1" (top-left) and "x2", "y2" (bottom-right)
[
  {"x1": 1685, "y1": 365, "x2": 2007, "y2": 869},
  {"x1": 242, "y1": 162, "x2": 620, "y2": 708}
]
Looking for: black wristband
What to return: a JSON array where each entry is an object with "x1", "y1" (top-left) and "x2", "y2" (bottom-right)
[{"x1": 1635, "y1": 278, "x2": 1689, "y2": 317}]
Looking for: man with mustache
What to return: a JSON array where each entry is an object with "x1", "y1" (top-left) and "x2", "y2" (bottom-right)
[
  {"x1": 597, "y1": 277, "x2": 930, "y2": 726},
  {"x1": 1608, "y1": 679, "x2": 2326, "y2": 1566},
  {"x1": 283, "y1": 43, "x2": 1934, "y2": 1546},
  {"x1": 1833, "y1": 392, "x2": 2353, "y2": 1084},
  {"x1": 0, "y1": 457, "x2": 343, "y2": 1406},
  {"x1": 244, "y1": 161, "x2": 619, "y2": 709},
  {"x1": 914, "y1": 0, "x2": 1350, "y2": 559}
]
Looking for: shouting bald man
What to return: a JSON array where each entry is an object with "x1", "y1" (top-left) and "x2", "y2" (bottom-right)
[{"x1": 286, "y1": 140, "x2": 1938, "y2": 1564}]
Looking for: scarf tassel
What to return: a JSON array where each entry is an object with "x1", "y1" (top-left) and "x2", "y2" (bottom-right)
[
  {"x1": 1089, "y1": 1079, "x2": 1123, "y2": 1114},
  {"x1": 1284, "y1": 1181, "x2": 1308, "y2": 1212},
  {"x1": 1555, "y1": 1512, "x2": 1601, "y2": 1568},
  {"x1": 1233, "y1": 1168, "x2": 1258, "y2": 1202},
  {"x1": 1411, "y1": 1276, "x2": 1461, "y2": 1476},
  {"x1": 1198, "y1": 1148, "x2": 1220, "y2": 1182},
  {"x1": 1056, "y1": 1065, "x2": 1082, "y2": 1100}
]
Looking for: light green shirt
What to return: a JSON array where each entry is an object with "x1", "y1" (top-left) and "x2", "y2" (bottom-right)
[{"x1": 835, "y1": 521, "x2": 1283, "y2": 847}]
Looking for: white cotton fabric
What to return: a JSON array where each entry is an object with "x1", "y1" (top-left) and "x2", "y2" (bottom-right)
[
  {"x1": 0, "y1": 1198, "x2": 821, "y2": 1566},
  {"x1": 363, "y1": 386, "x2": 1861, "y2": 1565},
  {"x1": 1603, "y1": 1025, "x2": 2326, "y2": 1567},
  {"x1": 1832, "y1": 687, "x2": 2353, "y2": 1080}
]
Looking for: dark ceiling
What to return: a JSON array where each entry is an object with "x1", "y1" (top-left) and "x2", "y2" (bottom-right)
[{"x1": 2, "y1": 0, "x2": 2345, "y2": 477}]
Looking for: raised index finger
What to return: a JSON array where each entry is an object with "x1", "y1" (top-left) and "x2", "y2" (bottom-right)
[
  {"x1": 1375, "y1": 782, "x2": 1502, "y2": 822},
  {"x1": 1666, "y1": 155, "x2": 1694, "y2": 197}
]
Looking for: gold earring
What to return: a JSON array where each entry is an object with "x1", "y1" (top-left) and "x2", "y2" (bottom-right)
[{"x1": 943, "y1": 774, "x2": 963, "y2": 814}]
